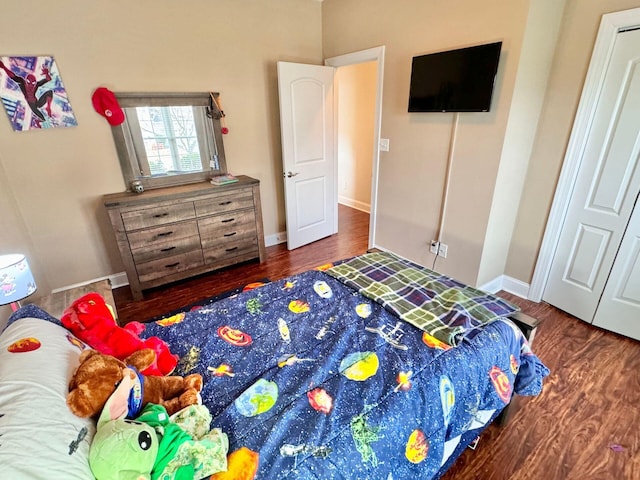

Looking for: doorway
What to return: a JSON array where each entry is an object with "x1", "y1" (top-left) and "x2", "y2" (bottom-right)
[
  {"x1": 326, "y1": 46, "x2": 385, "y2": 249},
  {"x1": 335, "y1": 61, "x2": 376, "y2": 217}
]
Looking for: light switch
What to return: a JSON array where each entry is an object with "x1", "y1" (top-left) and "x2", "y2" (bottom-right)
[{"x1": 380, "y1": 138, "x2": 390, "y2": 152}]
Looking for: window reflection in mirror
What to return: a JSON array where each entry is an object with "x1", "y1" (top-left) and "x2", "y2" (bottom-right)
[{"x1": 111, "y1": 92, "x2": 227, "y2": 191}]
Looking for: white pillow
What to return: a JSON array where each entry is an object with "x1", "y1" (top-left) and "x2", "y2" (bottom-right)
[{"x1": 0, "y1": 317, "x2": 95, "y2": 479}]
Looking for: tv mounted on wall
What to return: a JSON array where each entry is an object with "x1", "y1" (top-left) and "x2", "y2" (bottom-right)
[{"x1": 408, "y1": 41, "x2": 502, "y2": 113}]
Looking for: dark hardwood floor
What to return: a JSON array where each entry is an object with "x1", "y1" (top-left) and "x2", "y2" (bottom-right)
[
  {"x1": 114, "y1": 204, "x2": 639, "y2": 480},
  {"x1": 440, "y1": 294, "x2": 639, "y2": 480}
]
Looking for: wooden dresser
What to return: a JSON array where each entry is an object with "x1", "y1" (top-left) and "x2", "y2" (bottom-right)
[{"x1": 104, "y1": 176, "x2": 266, "y2": 300}]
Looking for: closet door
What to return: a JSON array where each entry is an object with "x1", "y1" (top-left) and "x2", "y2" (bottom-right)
[{"x1": 543, "y1": 28, "x2": 640, "y2": 322}]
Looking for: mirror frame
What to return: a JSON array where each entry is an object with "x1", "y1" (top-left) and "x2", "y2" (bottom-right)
[{"x1": 111, "y1": 92, "x2": 228, "y2": 191}]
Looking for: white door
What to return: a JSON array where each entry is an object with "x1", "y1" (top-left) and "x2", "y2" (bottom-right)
[
  {"x1": 543, "y1": 29, "x2": 640, "y2": 327},
  {"x1": 277, "y1": 62, "x2": 337, "y2": 250},
  {"x1": 593, "y1": 191, "x2": 640, "y2": 338}
]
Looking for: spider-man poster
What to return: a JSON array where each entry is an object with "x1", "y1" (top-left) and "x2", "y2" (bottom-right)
[{"x1": 0, "y1": 55, "x2": 77, "y2": 132}]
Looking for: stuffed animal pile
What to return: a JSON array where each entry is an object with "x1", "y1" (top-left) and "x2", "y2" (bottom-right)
[
  {"x1": 62, "y1": 292, "x2": 234, "y2": 478},
  {"x1": 67, "y1": 349, "x2": 202, "y2": 419},
  {"x1": 61, "y1": 292, "x2": 177, "y2": 376},
  {"x1": 88, "y1": 367, "x2": 228, "y2": 480}
]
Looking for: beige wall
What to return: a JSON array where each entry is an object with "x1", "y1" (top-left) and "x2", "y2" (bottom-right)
[
  {"x1": 506, "y1": 0, "x2": 640, "y2": 283},
  {"x1": 4, "y1": 0, "x2": 639, "y2": 320},
  {"x1": 323, "y1": 0, "x2": 531, "y2": 285},
  {"x1": 336, "y1": 61, "x2": 376, "y2": 211},
  {"x1": 0, "y1": 1, "x2": 322, "y2": 302},
  {"x1": 477, "y1": 0, "x2": 566, "y2": 286}
]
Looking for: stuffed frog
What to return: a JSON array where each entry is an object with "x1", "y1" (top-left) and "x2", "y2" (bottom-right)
[{"x1": 89, "y1": 368, "x2": 158, "y2": 480}]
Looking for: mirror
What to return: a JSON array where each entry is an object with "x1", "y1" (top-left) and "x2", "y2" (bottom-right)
[{"x1": 111, "y1": 92, "x2": 228, "y2": 191}]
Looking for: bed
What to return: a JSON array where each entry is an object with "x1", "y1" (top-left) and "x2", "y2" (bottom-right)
[{"x1": 0, "y1": 251, "x2": 548, "y2": 479}]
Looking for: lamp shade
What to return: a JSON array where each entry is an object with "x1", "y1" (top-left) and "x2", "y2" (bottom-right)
[{"x1": 0, "y1": 254, "x2": 37, "y2": 306}]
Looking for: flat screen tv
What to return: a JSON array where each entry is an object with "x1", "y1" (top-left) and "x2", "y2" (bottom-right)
[{"x1": 408, "y1": 41, "x2": 502, "y2": 113}]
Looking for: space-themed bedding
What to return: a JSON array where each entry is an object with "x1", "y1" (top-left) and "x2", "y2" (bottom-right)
[
  {"x1": 137, "y1": 261, "x2": 549, "y2": 479},
  {"x1": 0, "y1": 252, "x2": 548, "y2": 479}
]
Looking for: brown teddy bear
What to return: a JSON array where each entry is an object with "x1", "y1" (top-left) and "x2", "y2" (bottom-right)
[{"x1": 67, "y1": 349, "x2": 203, "y2": 418}]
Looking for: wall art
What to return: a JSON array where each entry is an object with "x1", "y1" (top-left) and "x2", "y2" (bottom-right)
[{"x1": 0, "y1": 55, "x2": 77, "y2": 132}]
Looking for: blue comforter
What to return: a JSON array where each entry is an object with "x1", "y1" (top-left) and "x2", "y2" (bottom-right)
[
  {"x1": 136, "y1": 269, "x2": 548, "y2": 479},
  {"x1": 7, "y1": 265, "x2": 548, "y2": 479}
]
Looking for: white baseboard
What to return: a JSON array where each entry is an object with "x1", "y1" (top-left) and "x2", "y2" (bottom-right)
[
  {"x1": 50, "y1": 273, "x2": 129, "y2": 293},
  {"x1": 108, "y1": 272, "x2": 130, "y2": 289},
  {"x1": 478, "y1": 274, "x2": 531, "y2": 300},
  {"x1": 265, "y1": 231, "x2": 287, "y2": 247},
  {"x1": 478, "y1": 276, "x2": 504, "y2": 295},
  {"x1": 53, "y1": 234, "x2": 289, "y2": 295},
  {"x1": 338, "y1": 196, "x2": 370, "y2": 213}
]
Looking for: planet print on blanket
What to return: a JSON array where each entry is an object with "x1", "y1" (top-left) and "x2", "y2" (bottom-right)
[
  {"x1": 355, "y1": 303, "x2": 372, "y2": 318},
  {"x1": 288, "y1": 300, "x2": 310, "y2": 313},
  {"x1": 339, "y1": 352, "x2": 379, "y2": 381},
  {"x1": 405, "y1": 429, "x2": 429, "y2": 464},
  {"x1": 489, "y1": 365, "x2": 512, "y2": 404},
  {"x1": 155, "y1": 312, "x2": 186, "y2": 327},
  {"x1": 218, "y1": 326, "x2": 252, "y2": 346},
  {"x1": 307, "y1": 387, "x2": 334, "y2": 414},
  {"x1": 7, "y1": 336, "x2": 41, "y2": 353},
  {"x1": 235, "y1": 379, "x2": 279, "y2": 417}
]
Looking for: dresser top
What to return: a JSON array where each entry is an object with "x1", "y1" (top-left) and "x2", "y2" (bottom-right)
[{"x1": 104, "y1": 175, "x2": 259, "y2": 208}]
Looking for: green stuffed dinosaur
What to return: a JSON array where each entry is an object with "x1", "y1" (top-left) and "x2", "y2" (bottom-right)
[
  {"x1": 89, "y1": 367, "x2": 158, "y2": 480},
  {"x1": 89, "y1": 367, "x2": 228, "y2": 480}
]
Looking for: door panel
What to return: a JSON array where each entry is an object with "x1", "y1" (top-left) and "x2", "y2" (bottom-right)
[
  {"x1": 277, "y1": 61, "x2": 336, "y2": 250},
  {"x1": 564, "y1": 224, "x2": 611, "y2": 291},
  {"x1": 291, "y1": 80, "x2": 326, "y2": 162},
  {"x1": 543, "y1": 29, "x2": 640, "y2": 321},
  {"x1": 295, "y1": 177, "x2": 327, "y2": 229}
]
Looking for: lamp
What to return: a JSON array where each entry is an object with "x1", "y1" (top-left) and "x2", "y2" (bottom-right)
[{"x1": 0, "y1": 254, "x2": 37, "y2": 312}]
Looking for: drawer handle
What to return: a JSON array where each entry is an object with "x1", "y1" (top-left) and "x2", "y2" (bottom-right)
[
  {"x1": 153, "y1": 212, "x2": 169, "y2": 218},
  {"x1": 221, "y1": 218, "x2": 235, "y2": 223},
  {"x1": 165, "y1": 262, "x2": 180, "y2": 268},
  {"x1": 219, "y1": 201, "x2": 232, "y2": 206},
  {"x1": 225, "y1": 247, "x2": 238, "y2": 252},
  {"x1": 160, "y1": 246, "x2": 176, "y2": 252},
  {"x1": 224, "y1": 232, "x2": 237, "y2": 237},
  {"x1": 156, "y1": 231, "x2": 174, "y2": 238}
]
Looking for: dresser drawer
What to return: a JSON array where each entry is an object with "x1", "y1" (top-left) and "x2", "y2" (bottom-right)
[
  {"x1": 121, "y1": 202, "x2": 196, "y2": 231},
  {"x1": 136, "y1": 250, "x2": 204, "y2": 283},
  {"x1": 131, "y1": 235, "x2": 201, "y2": 264},
  {"x1": 198, "y1": 210, "x2": 257, "y2": 250},
  {"x1": 194, "y1": 188, "x2": 255, "y2": 217},
  {"x1": 127, "y1": 221, "x2": 199, "y2": 250},
  {"x1": 202, "y1": 238, "x2": 259, "y2": 265}
]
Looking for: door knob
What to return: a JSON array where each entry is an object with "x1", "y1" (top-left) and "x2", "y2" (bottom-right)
[{"x1": 284, "y1": 171, "x2": 300, "y2": 178}]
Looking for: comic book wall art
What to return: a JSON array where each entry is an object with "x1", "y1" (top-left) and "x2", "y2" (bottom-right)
[{"x1": 0, "y1": 55, "x2": 77, "y2": 132}]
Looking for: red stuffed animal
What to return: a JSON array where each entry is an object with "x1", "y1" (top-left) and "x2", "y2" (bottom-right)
[{"x1": 61, "y1": 292, "x2": 178, "y2": 376}]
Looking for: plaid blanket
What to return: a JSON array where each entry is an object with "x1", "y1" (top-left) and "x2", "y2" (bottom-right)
[{"x1": 326, "y1": 251, "x2": 519, "y2": 346}]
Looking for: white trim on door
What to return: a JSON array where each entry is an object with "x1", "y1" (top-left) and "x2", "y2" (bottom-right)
[
  {"x1": 325, "y1": 46, "x2": 385, "y2": 250},
  {"x1": 529, "y1": 8, "x2": 640, "y2": 302}
]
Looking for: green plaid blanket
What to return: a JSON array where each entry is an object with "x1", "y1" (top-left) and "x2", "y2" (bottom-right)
[{"x1": 326, "y1": 251, "x2": 519, "y2": 346}]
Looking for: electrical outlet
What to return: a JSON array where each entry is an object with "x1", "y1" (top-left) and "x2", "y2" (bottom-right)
[{"x1": 430, "y1": 240, "x2": 448, "y2": 258}]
